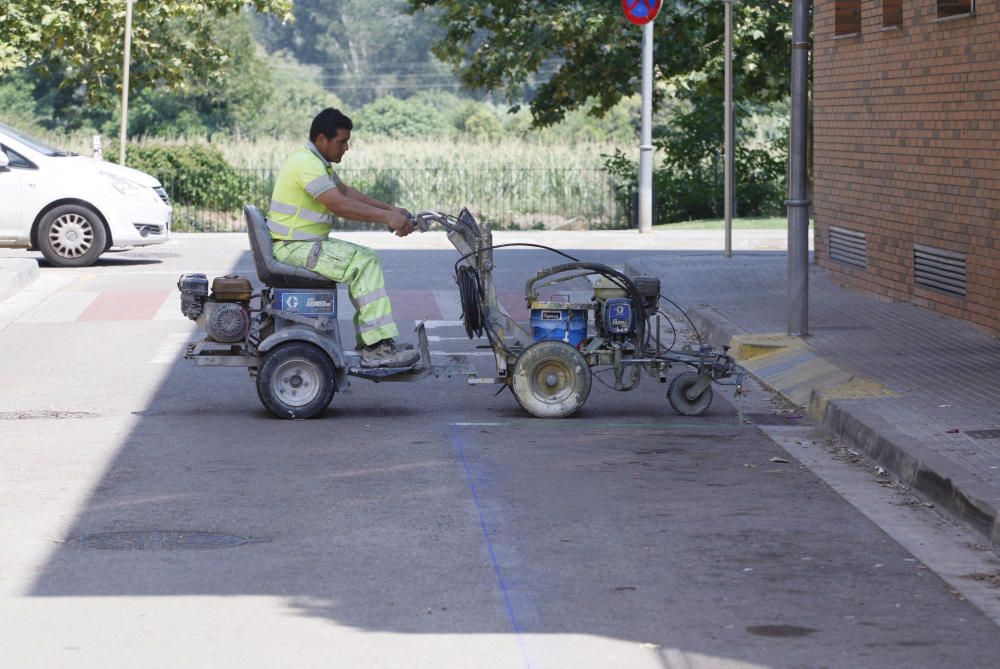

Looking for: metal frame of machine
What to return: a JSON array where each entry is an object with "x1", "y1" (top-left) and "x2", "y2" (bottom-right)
[{"x1": 177, "y1": 206, "x2": 744, "y2": 419}]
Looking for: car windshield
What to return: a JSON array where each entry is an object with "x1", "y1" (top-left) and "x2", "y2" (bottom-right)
[{"x1": 0, "y1": 122, "x2": 76, "y2": 156}]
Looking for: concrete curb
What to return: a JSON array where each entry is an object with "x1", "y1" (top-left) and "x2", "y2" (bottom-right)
[
  {"x1": 0, "y1": 259, "x2": 39, "y2": 303},
  {"x1": 625, "y1": 258, "x2": 1000, "y2": 551}
]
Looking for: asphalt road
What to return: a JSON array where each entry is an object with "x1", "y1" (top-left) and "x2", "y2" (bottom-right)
[{"x1": 2, "y1": 234, "x2": 1000, "y2": 668}]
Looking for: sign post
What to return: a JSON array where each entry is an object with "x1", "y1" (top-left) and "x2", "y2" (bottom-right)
[
  {"x1": 622, "y1": 1, "x2": 661, "y2": 234},
  {"x1": 119, "y1": 0, "x2": 134, "y2": 166}
]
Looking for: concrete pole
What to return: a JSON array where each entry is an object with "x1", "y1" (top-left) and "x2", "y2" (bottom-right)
[
  {"x1": 638, "y1": 21, "x2": 654, "y2": 233},
  {"x1": 786, "y1": 0, "x2": 810, "y2": 335},
  {"x1": 119, "y1": 0, "x2": 134, "y2": 166},
  {"x1": 723, "y1": 0, "x2": 735, "y2": 257}
]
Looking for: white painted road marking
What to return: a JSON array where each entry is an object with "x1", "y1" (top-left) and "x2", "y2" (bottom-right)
[{"x1": 17, "y1": 291, "x2": 99, "y2": 323}]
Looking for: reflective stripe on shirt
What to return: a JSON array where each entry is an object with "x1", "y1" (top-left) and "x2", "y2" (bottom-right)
[{"x1": 266, "y1": 219, "x2": 328, "y2": 241}]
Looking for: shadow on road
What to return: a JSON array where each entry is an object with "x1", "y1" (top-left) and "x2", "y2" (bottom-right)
[{"x1": 24, "y1": 248, "x2": 1000, "y2": 667}]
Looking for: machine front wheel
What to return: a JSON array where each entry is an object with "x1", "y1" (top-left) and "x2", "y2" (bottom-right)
[
  {"x1": 257, "y1": 342, "x2": 336, "y2": 419},
  {"x1": 511, "y1": 341, "x2": 591, "y2": 418},
  {"x1": 667, "y1": 371, "x2": 714, "y2": 416}
]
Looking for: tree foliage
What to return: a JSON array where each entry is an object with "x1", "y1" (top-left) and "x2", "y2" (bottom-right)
[
  {"x1": 0, "y1": 0, "x2": 292, "y2": 108},
  {"x1": 255, "y1": 0, "x2": 447, "y2": 106},
  {"x1": 408, "y1": 0, "x2": 791, "y2": 126}
]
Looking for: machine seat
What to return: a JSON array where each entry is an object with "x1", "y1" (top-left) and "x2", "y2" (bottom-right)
[{"x1": 245, "y1": 205, "x2": 338, "y2": 290}]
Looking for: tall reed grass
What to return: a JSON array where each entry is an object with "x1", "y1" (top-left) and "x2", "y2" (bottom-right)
[{"x1": 57, "y1": 131, "x2": 632, "y2": 230}]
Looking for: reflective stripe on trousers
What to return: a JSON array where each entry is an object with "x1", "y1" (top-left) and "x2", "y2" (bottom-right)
[{"x1": 272, "y1": 238, "x2": 398, "y2": 347}]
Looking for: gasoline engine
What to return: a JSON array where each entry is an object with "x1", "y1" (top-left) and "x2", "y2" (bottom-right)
[{"x1": 178, "y1": 273, "x2": 253, "y2": 344}]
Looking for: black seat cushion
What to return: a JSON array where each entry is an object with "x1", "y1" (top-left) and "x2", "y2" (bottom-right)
[{"x1": 245, "y1": 205, "x2": 338, "y2": 289}]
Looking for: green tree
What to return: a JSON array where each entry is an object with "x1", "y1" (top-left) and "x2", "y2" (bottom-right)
[
  {"x1": 255, "y1": 0, "x2": 448, "y2": 107},
  {"x1": 0, "y1": 1, "x2": 292, "y2": 112},
  {"x1": 410, "y1": 0, "x2": 792, "y2": 221},
  {"x1": 127, "y1": 13, "x2": 274, "y2": 137},
  {"x1": 408, "y1": 0, "x2": 790, "y2": 127}
]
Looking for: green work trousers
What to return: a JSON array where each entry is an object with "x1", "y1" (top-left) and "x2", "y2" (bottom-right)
[{"x1": 273, "y1": 238, "x2": 399, "y2": 347}]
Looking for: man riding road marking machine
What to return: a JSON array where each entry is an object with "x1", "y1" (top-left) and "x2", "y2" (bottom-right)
[{"x1": 178, "y1": 206, "x2": 745, "y2": 419}]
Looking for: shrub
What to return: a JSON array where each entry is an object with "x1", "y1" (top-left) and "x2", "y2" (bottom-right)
[
  {"x1": 356, "y1": 96, "x2": 451, "y2": 139},
  {"x1": 452, "y1": 102, "x2": 502, "y2": 141},
  {"x1": 122, "y1": 142, "x2": 260, "y2": 212}
]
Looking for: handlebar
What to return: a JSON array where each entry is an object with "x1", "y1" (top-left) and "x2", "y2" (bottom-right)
[{"x1": 405, "y1": 210, "x2": 462, "y2": 233}]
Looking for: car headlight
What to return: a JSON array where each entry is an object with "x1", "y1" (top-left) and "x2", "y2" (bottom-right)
[{"x1": 101, "y1": 171, "x2": 161, "y2": 205}]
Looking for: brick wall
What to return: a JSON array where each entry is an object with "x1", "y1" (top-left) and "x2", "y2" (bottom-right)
[{"x1": 813, "y1": 0, "x2": 1000, "y2": 332}]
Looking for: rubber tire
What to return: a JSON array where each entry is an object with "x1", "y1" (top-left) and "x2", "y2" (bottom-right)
[
  {"x1": 511, "y1": 340, "x2": 592, "y2": 418},
  {"x1": 667, "y1": 371, "x2": 714, "y2": 417},
  {"x1": 37, "y1": 205, "x2": 107, "y2": 267},
  {"x1": 256, "y1": 342, "x2": 336, "y2": 419}
]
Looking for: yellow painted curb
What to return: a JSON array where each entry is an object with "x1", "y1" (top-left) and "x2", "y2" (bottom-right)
[{"x1": 728, "y1": 333, "x2": 901, "y2": 411}]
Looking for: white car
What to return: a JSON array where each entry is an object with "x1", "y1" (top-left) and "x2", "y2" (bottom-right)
[{"x1": 0, "y1": 122, "x2": 171, "y2": 267}]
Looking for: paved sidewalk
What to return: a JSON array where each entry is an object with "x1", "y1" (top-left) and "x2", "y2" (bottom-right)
[
  {"x1": 0, "y1": 259, "x2": 38, "y2": 302},
  {"x1": 625, "y1": 251, "x2": 1000, "y2": 550}
]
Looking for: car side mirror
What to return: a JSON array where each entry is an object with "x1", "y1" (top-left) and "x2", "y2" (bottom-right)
[{"x1": 0, "y1": 152, "x2": 9, "y2": 169}]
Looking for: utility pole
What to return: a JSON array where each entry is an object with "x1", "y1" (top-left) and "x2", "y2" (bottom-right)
[
  {"x1": 787, "y1": 0, "x2": 810, "y2": 335},
  {"x1": 119, "y1": 0, "x2": 134, "y2": 166},
  {"x1": 723, "y1": 0, "x2": 735, "y2": 257}
]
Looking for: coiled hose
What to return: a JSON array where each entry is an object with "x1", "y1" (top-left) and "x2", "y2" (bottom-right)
[{"x1": 456, "y1": 265, "x2": 485, "y2": 339}]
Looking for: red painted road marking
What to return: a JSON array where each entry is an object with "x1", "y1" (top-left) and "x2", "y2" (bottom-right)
[{"x1": 78, "y1": 291, "x2": 172, "y2": 321}]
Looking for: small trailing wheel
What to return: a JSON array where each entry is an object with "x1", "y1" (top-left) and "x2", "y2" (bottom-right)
[
  {"x1": 38, "y1": 205, "x2": 107, "y2": 267},
  {"x1": 511, "y1": 340, "x2": 591, "y2": 418},
  {"x1": 256, "y1": 341, "x2": 336, "y2": 419},
  {"x1": 667, "y1": 371, "x2": 714, "y2": 417}
]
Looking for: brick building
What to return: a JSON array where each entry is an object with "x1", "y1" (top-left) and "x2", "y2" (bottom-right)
[{"x1": 812, "y1": 0, "x2": 999, "y2": 332}]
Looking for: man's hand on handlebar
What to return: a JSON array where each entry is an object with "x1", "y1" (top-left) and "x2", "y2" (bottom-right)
[{"x1": 386, "y1": 209, "x2": 414, "y2": 237}]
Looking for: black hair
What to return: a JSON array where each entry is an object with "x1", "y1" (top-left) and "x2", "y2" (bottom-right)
[{"x1": 309, "y1": 108, "x2": 353, "y2": 142}]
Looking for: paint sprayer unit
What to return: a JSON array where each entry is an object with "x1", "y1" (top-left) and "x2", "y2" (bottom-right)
[{"x1": 177, "y1": 206, "x2": 744, "y2": 419}]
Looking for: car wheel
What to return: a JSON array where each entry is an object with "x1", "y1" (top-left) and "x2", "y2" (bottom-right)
[{"x1": 38, "y1": 205, "x2": 107, "y2": 267}]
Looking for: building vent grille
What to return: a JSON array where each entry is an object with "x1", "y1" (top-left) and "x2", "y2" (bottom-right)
[
  {"x1": 829, "y1": 226, "x2": 867, "y2": 268},
  {"x1": 914, "y1": 244, "x2": 967, "y2": 297}
]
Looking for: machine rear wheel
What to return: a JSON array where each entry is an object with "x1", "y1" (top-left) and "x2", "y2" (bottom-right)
[
  {"x1": 667, "y1": 371, "x2": 713, "y2": 416},
  {"x1": 511, "y1": 341, "x2": 591, "y2": 418},
  {"x1": 257, "y1": 342, "x2": 336, "y2": 419}
]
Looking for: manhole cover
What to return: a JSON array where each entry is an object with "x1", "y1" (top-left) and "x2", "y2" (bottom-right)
[
  {"x1": 1, "y1": 410, "x2": 98, "y2": 420},
  {"x1": 967, "y1": 429, "x2": 1000, "y2": 440},
  {"x1": 743, "y1": 412, "x2": 803, "y2": 426},
  {"x1": 66, "y1": 531, "x2": 269, "y2": 550}
]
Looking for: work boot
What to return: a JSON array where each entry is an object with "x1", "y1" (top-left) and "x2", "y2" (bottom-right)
[{"x1": 360, "y1": 338, "x2": 420, "y2": 368}]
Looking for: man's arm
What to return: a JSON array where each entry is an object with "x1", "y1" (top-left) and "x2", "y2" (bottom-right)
[
  {"x1": 315, "y1": 184, "x2": 413, "y2": 236},
  {"x1": 340, "y1": 183, "x2": 401, "y2": 213}
]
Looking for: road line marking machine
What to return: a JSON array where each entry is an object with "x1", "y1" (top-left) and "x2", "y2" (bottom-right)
[{"x1": 178, "y1": 206, "x2": 744, "y2": 419}]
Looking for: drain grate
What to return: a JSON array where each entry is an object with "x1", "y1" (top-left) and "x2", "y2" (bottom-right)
[
  {"x1": 746, "y1": 624, "x2": 818, "y2": 638},
  {"x1": 966, "y1": 429, "x2": 1000, "y2": 440},
  {"x1": 66, "y1": 531, "x2": 269, "y2": 551}
]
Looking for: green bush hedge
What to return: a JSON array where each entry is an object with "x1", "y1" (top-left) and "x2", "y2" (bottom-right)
[{"x1": 123, "y1": 143, "x2": 261, "y2": 212}]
